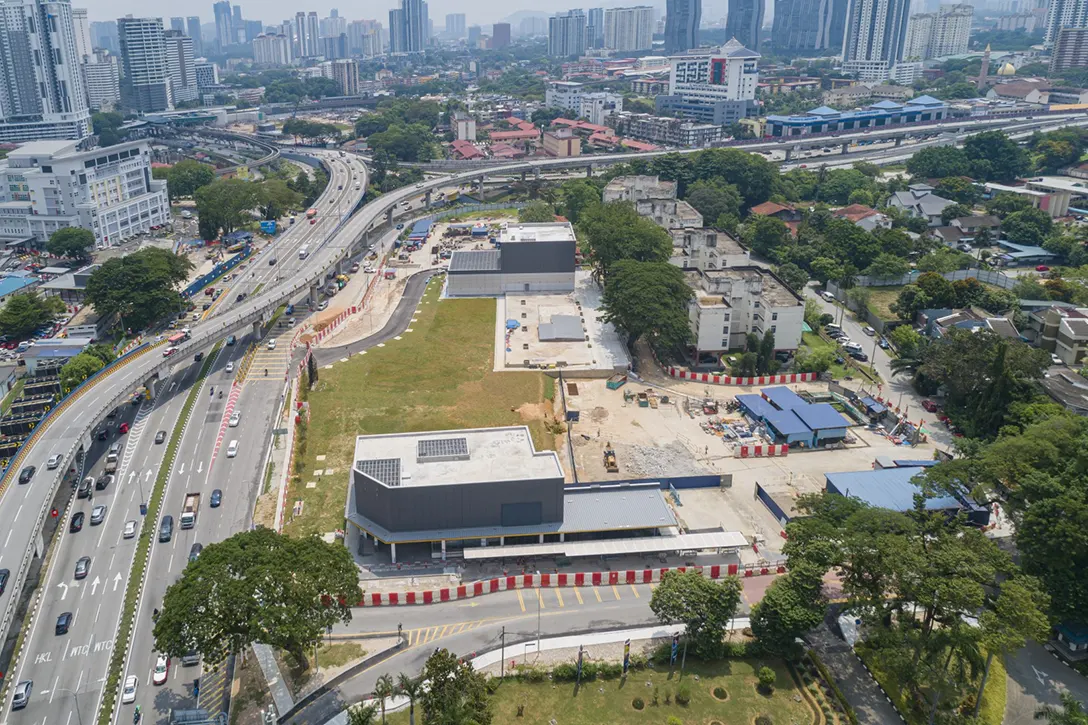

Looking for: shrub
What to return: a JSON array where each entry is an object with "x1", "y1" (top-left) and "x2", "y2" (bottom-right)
[
  {"x1": 755, "y1": 716, "x2": 774, "y2": 725},
  {"x1": 652, "y1": 686, "x2": 660, "y2": 706},
  {"x1": 598, "y1": 661, "x2": 623, "y2": 679},
  {"x1": 632, "y1": 697, "x2": 645, "y2": 711},
  {"x1": 667, "y1": 717, "x2": 683, "y2": 725},
  {"x1": 551, "y1": 663, "x2": 577, "y2": 682},
  {"x1": 712, "y1": 686, "x2": 728, "y2": 700},
  {"x1": 675, "y1": 683, "x2": 692, "y2": 705},
  {"x1": 514, "y1": 665, "x2": 547, "y2": 683},
  {"x1": 808, "y1": 652, "x2": 860, "y2": 725},
  {"x1": 758, "y1": 666, "x2": 777, "y2": 694}
]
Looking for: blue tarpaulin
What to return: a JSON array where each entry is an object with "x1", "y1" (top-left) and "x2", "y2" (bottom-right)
[{"x1": 860, "y1": 396, "x2": 887, "y2": 416}]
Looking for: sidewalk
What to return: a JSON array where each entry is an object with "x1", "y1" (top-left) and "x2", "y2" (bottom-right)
[
  {"x1": 254, "y1": 643, "x2": 295, "y2": 716},
  {"x1": 806, "y1": 623, "x2": 902, "y2": 725}
]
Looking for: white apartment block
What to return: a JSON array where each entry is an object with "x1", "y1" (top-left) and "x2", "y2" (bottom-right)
[
  {"x1": 164, "y1": 31, "x2": 198, "y2": 103},
  {"x1": 544, "y1": 81, "x2": 623, "y2": 125},
  {"x1": 83, "y1": 53, "x2": 120, "y2": 110},
  {"x1": 252, "y1": 33, "x2": 293, "y2": 66},
  {"x1": 603, "y1": 175, "x2": 703, "y2": 229},
  {"x1": 195, "y1": 62, "x2": 219, "y2": 89},
  {"x1": 656, "y1": 38, "x2": 759, "y2": 124},
  {"x1": 687, "y1": 267, "x2": 804, "y2": 362},
  {"x1": 607, "y1": 111, "x2": 722, "y2": 148},
  {"x1": 904, "y1": 4, "x2": 971, "y2": 60},
  {"x1": 0, "y1": 139, "x2": 169, "y2": 248},
  {"x1": 603, "y1": 6, "x2": 654, "y2": 51},
  {"x1": 670, "y1": 227, "x2": 751, "y2": 271}
]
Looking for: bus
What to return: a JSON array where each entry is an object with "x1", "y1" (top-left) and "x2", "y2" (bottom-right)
[
  {"x1": 298, "y1": 245, "x2": 310, "y2": 260},
  {"x1": 167, "y1": 331, "x2": 189, "y2": 346},
  {"x1": 306, "y1": 208, "x2": 317, "y2": 219}
]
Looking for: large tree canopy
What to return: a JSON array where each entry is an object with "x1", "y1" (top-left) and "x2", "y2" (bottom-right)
[
  {"x1": 85, "y1": 247, "x2": 193, "y2": 331},
  {"x1": 600, "y1": 260, "x2": 692, "y2": 355},
  {"x1": 577, "y1": 201, "x2": 672, "y2": 279},
  {"x1": 46, "y1": 227, "x2": 95, "y2": 260},
  {"x1": 0, "y1": 292, "x2": 65, "y2": 339},
  {"x1": 165, "y1": 160, "x2": 216, "y2": 200},
  {"x1": 649, "y1": 569, "x2": 743, "y2": 659}
]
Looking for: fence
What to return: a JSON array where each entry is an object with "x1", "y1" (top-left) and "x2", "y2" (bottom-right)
[
  {"x1": 664, "y1": 368, "x2": 819, "y2": 386},
  {"x1": 181, "y1": 244, "x2": 255, "y2": 298},
  {"x1": 831, "y1": 267, "x2": 1016, "y2": 292}
]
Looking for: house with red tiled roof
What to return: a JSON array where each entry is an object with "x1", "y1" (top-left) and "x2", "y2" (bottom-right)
[
  {"x1": 449, "y1": 139, "x2": 485, "y2": 160},
  {"x1": 489, "y1": 142, "x2": 525, "y2": 159},
  {"x1": 831, "y1": 204, "x2": 891, "y2": 232},
  {"x1": 750, "y1": 201, "x2": 802, "y2": 222},
  {"x1": 620, "y1": 138, "x2": 660, "y2": 152},
  {"x1": 488, "y1": 128, "x2": 541, "y2": 142}
]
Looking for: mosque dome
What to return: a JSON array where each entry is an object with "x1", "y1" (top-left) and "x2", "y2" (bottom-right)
[{"x1": 996, "y1": 62, "x2": 1016, "y2": 76}]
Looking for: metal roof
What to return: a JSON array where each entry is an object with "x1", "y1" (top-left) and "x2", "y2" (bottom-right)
[
  {"x1": 761, "y1": 386, "x2": 806, "y2": 411},
  {"x1": 538, "y1": 314, "x2": 583, "y2": 341},
  {"x1": 448, "y1": 250, "x2": 501, "y2": 273},
  {"x1": 461, "y1": 530, "x2": 749, "y2": 560},
  {"x1": 825, "y1": 467, "x2": 962, "y2": 512},
  {"x1": 792, "y1": 402, "x2": 849, "y2": 431},
  {"x1": 736, "y1": 393, "x2": 776, "y2": 419},
  {"x1": 763, "y1": 409, "x2": 810, "y2": 437},
  {"x1": 860, "y1": 396, "x2": 887, "y2": 415}
]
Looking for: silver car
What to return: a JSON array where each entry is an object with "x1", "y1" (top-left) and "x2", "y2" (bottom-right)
[
  {"x1": 90, "y1": 504, "x2": 107, "y2": 526},
  {"x1": 122, "y1": 520, "x2": 138, "y2": 539}
]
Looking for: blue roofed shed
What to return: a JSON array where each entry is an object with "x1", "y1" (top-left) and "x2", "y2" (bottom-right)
[
  {"x1": 792, "y1": 403, "x2": 850, "y2": 443},
  {"x1": 763, "y1": 408, "x2": 812, "y2": 444},
  {"x1": 761, "y1": 386, "x2": 806, "y2": 411},
  {"x1": 736, "y1": 393, "x2": 777, "y2": 420},
  {"x1": 825, "y1": 467, "x2": 990, "y2": 525},
  {"x1": 859, "y1": 396, "x2": 887, "y2": 417}
]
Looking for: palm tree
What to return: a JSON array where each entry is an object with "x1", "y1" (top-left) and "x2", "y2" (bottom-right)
[
  {"x1": 346, "y1": 702, "x2": 379, "y2": 725},
  {"x1": 374, "y1": 674, "x2": 395, "y2": 725},
  {"x1": 398, "y1": 673, "x2": 424, "y2": 725},
  {"x1": 1036, "y1": 693, "x2": 1088, "y2": 725}
]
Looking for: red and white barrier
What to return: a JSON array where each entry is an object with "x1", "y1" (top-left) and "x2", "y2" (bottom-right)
[
  {"x1": 734, "y1": 443, "x2": 789, "y2": 458},
  {"x1": 357, "y1": 563, "x2": 786, "y2": 607},
  {"x1": 665, "y1": 369, "x2": 817, "y2": 386},
  {"x1": 208, "y1": 381, "x2": 243, "y2": 468}
]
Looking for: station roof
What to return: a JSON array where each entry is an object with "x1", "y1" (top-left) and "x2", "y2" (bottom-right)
[
  {"x1": 763, "y1": 408, "x2": 810, "y2": 437},
  {"x1": 462, "y1": 530, "x2": 748, "y2": 560},
  {"x1": 825, "y1": 467, "x2": 962, "y2": 512},
  {"x1": 735, "y1": 393, "x2": 777, "y2": 419},
  {"x1": 761, "y1": 385, "x2": 806, "y2": 411},
  {"x1": 792, "y1": 402, "x2": 849, "y2": 431}
]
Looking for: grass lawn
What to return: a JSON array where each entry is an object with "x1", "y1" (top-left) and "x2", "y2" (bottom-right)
[
  {"x1": 802, "y1": 331, "x2": 851, "y2": 379},
  {"x1": 0, "y1": 378, "x2": 24, "y2": 416},
  {"x1": 858, "y1": 644, "x2": 1006, "y2": 725},
  {"x1": 445, "y1": 208, "x2": 520, "y2": 221},
  {"x1": 865, "y1": 287, "x2": 904, "y2": 322},
  {"x1": 286, "y1": 277, "x2": 555, "y2": 537},
  {"x1": 277, "y1": 642, "x2": 367, "y2": 695},
  {"x1": 387, "y1": 659, "x2": 812, "y2": 725}
]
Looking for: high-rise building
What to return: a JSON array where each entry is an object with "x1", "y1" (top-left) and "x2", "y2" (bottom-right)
[
  {"x1": 331, "y1": 58, "x2": 358, "y2": 94},
  {"x1": 118, "y1": 15, "x2": 172, "y2": 112},
  {"x1": 467, "y1": 23, "x2": 481, "y2": 45},
  {"x1": 244, "y1": 19, "x2": 262, "y2": 41},
  {"x1": 294, "y1": 11, "x2": 308, "y2": 56},
  {"x1": 492, "y1": 22, "x2": 511, "y2": 48},
  {"x1": 903, "y1": 3, "x2": 971, "y2": 59},
  {"x1": 604, "y1": 6, "x2": 654, "y2": 51},
  {"x1": 1051, "y1": 26, "x2": 1088, "y2": 71},
  {"x1": 1045, "y1": 0, "x2": 1088, "y2": 44},
  {"x1": 231, "y1": 4, "x2": 243, "y2": 42},
  {"x1": 322, "y1": 33, "x2": 347, "y2": 58},
  {"x1": 306, "y1": 11, "x2": 320, "y2": 53},
  {"x1": 548, "y1": 10, "x2": 587, "y2": 56},
  {"x1": 587, "y1": 7, "x2": 605, "y2": 47},
  {"x1": 73, "y1": 7, "x2": 93, "y2": 59},
  {"x1": 170, "y1": 17, "x2": 185, "y2": 32},
  {"x1": 725, "y1": 0, "x2": 763, "y2": 50},
  {"x1": 0, "y1": 0, "x2": 91, "y2": 142},
  {"x1": 656, "y1": 37, "x2": 759, "y2": 124},
  {"x1": 91, "y1": 20, "x2": 118, "y2": 52},
  {"x1": 213, "y1": 1, "x2": 233, "y2": 48},
  {"x1": 252, "y1": 32, "x2": 292, "y2": 65},
  {"x1": 163, "y1": 30, "x2": 197, "y2": 103},
  {"x1": 389, "y1": 0, "x2": 428, "y2": 53},
  {"x1": 664, "y1": 0, "x2": 700, "y2": 52},
  {"x1": 347, "y1": 19, "x2": 382, "y2": 56},
  {"x1": 842, "y1": 0, "x2": 912, "y2": 80},
  {"x1": 445, "y1": 12, "x2": 465, "y2": 37},
  {"x1": 771, "y1": 0, "x2": 848, "y2": 51},
  {"x1": 186, "y1": 16, "x2": 202, "y2": 55},
  {"x1": 195, "y1": 60, "x2": 218, "y2": 88},
  {"x1": 83, "y1": 50, "x2": 120, "y2": 110},
  {"x1": 519, "y1": 16, "x2": 549, "y2": 36}
]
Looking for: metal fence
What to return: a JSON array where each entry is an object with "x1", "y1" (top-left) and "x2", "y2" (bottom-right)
[{"x1": 838, "y1": 267, "x2": 1016, "y2": 290}]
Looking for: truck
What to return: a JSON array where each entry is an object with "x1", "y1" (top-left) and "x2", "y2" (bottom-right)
[
  {"x1": 104, "y1": 459, "x2": 118, "y2": 475},
  {"x1": 298, "y1": 245, "x2": 310, "y2": 260},
  {"x1": 180, "y1": 493, "x2": 200, "y2": 529}
]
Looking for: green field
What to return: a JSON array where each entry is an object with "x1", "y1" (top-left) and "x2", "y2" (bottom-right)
[
  {"x1": 386, "y1": 659, "x2": 814, "y2": 725},
  {"x1": 801, "y1": 331, "x2": 851, "y2": 379},
  {"x1": 286, "y1": 278, "x2": 554, "y2": 537}
]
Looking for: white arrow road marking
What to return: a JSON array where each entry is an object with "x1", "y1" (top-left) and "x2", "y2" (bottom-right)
[
  {"x1": 1033, "y1": 665, "x2": 1048, "y2": 685},
  {"x1": 145, "y1": 470, "x2": 152, "y2": 482},
  {"x1": 113, "y1": 572, "x2": 122, "y2": 592},
  {"x1": 179, "y1": 463, "x2": 185, "y2": 474},
  {"x1": 197, "y1": 461, "x2": 203, "y2": 473},
  {"x1": 90, "y1": 576, "x2": 100, "y2": 596},
  {"x1": 128, "y1": 471, "x2": 135, "y2": 483},
  {"x1": 58, "y1": 581, "x2": 68, "y2": 600}
]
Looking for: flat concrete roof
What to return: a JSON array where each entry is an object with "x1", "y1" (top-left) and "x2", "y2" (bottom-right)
[
  {"x1": 352, "y1": 425, "x2": 563, "y2": 488},
  {"x1": 499, "y1": 222, "x2": 576, "y2": 244}
]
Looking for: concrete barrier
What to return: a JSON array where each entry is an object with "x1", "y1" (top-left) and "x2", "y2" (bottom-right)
[{"x1": 664, "y1": 369, "x2": 818, "y2": 386}]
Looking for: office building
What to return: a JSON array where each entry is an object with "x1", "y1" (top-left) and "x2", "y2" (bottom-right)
[
  {"x1": 195, "y1": 61, "x2": 218, "y2": 88},
  {"x1": 655, "y1": 38, "x2": 759, "y2": 125},
  {"x1": 324, "y1": 34, "x2": 348, "y2": 58},
  {"x1": 664, "y1": 0, "x2": 700, "y2": 52},
  {"x1": 389, "y1": 0, "x2": 428, "y2": 53},
  {"x1": 0, "y1": 139, "x2": 168, "y2": 248},
  {"x1": 347, "y1": 20, "x2": 382, "y2": 57},
  {"x1": 83, "y1": 51, "x2": 120, "y2": 110},
  {"x1": 231, "y1": 4, "x2": 243, "y2": 42},
  {"x1": 445, "y1": 12, "x2": 465, "y2": 37},
  {"x1": 253, "y1": 32, "x2": 292, "y2": 65},
  {"x1": 244, "y1": 19, "x2": 262, "y2": 42},
  {"x1": 118, "y1": 16, "x2": 172, "y2": 112},
  {"x1": 1045, "y1": 0, "x2": 1088, "y2": 44},
  {"x1": 90, "y1": 19, "x2": 118, "y2": 52},
  {"x1": 163, "y1": 31, "x2": 197, "y2": 103},
  {"x1": 725, "y1": 0, "x2": 764, "y2": 50},
  {"x1": 0, "y1": 0, "x2": 91, "y2": 142},
  {"x1": 842, "y1": 0, "x2": 912, "y2": 81},
  {"x1": 1052, "y1": 27, "x2": 1088, "y2": 72},
  {"x1": 186, "y1": 16, "x2": 202, "y2": 55},
  {"x1": 903, "y1": 3, "x2": 971, "y2": 60},
  {"x1": 549, "y1": 10, "x2": 587, "y2": 56},
  {"x1": 170, "y1": 16, "x2": 185, "y2": 32},
  {"x1": 493, "y1": 22, "x2": 511, "y2": 48},
  {"x1": 603, "y1": 6, "x2": 654, "y2": 51},
  {"x1": 587, "y1": 7, "x2": 605, "y2": 47},
  {"x1": 331, "y1": 58, "x2": 359, "y2": 95},
  {"x1": 771, "y1": 0, "x2": 848, "y2": 52},
  {"x1": 467, "y1": 24, "x2": 482, "y2": 45},
  {"x1": 213, "y1": 0, "x2": 233, "y2": 48},
  {"x1": 546, "y1": 81, "x2": 624, "y2": 124},
  {"x1": 73, "y1": 8, "x2": 93, "y2": 60},
  {"x1": 306, "y1": 12, "x2": 319, "y2": 53}
]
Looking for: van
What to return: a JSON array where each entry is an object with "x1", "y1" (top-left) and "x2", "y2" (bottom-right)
[
  {"x1": 159, "y1": 515, "x2": 174, "y2": 543},
  {"x1": 181, "y1": 651, "x2": 201, "y2": 667},
  {"x1": 821, "y1": 291, "x2": 836, "y2": 302},
  {"x1": 843, "y1": 341, "x2": 863, "y2": 353},
  {"x1": 825, "y1": 324, "x2": 842, "y2": 333},
  {"x1": 227, "y1": 440, "x2": 238, "y2": 458},
  {"x1": 107, "y1": 442, "x2": 121, "y2": 462}
]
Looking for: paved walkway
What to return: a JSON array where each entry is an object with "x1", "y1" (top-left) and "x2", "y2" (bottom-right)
[
  {"x1": 806, "y1": 623, "x2": 902, "y2": 725},
  {"x1": 253, "y1": 643, "x2": 295, "y2": 716}
]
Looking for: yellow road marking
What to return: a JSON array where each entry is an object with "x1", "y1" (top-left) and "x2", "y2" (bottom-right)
[
  {"x1": 574, "y1": 588, "x2": 583, "y2": 605},
  {"x1": 630, "y1": 584, "x2": 640, "y2": 599},
  {"x1": 451, "y1": 622, "x2": 466, "y2": 634},
  {"x1": 439, "y1": 624, "x2": 449, "y2": 639},
  {"x1": 593, "y1": 586, "x2": 602, "y2": 603},
  {"x1": 516, "y1": 589, "x2": 526, "y2": 612},
  {"x1": 554, "y1": 588, "x2": 564, "y2": 607},
  {"x1": 423, "y1": 626, "x2": 438, "y2": 644},
  {"x1": 612, "y1": 585, "x2": 621, "y2": 600},
  {"x1": 535, "y1": 588, "x2": 546, "y2": 609}
]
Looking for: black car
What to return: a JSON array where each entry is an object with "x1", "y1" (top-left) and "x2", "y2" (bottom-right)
[
  {"x1": 69, "y1": 511, "x2": 85, "y2": 532},
  {"x1": 849, "y1": 351, "x2": 869, "y2": 362},
  {"x1": 194, "y1": 352, "x2": 204, "y2": 362},
  {"x1": 74, "y1": 556, "x2": 90, "y2": 580},
  {"x1": 210, "y1": 489, "x2": 222, "y2": 507},
  {"x1": 55, "y1": 612, "x2": 72, "y2": 635},
  {"x1": 0, "y1": 568, "x2": 8, "y2": 595},
  {"x1": 155, "y1": 430, "x2": 166, "y2": 444},
  {"x1": 159, "y1": 515, "x2": 174, "y2": 543},
  {"x1": 189, "y1": 543, "x2": 203, "y2": 562},
  {"x1": 18, "y1": 466, "x2": 35, "y2": 484},
  {"x1": 268, "y1": 257, "x2": 277, "y2": 266},
  {"x1": 235, "y1": 293, "x2": 246, "y2": 302}
]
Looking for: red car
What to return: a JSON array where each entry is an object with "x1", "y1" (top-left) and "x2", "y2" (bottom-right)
[
  {"x1": 921, "y1": 399, "x2": 939, "y2": 413},
  {"x1": 1036, "y1": 265, "x2": 1050, "y2": 272},
  {"x1": 118, "y1": 422, "x2": 129, "y2": 434}
]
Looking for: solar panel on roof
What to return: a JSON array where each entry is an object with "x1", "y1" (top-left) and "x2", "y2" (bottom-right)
[
  {"x1": 357, "y1": 458, "x2": 401, "y2": 486},
  {"x1": 417, "y1": 437, "x2": 469, "y2": 462}
]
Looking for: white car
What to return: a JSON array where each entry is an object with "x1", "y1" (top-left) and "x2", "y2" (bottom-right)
[
  {"x1": 121, "y1": 675, "x2": 138, "y2": 704},
  {"x1": 821, "y1": 291, "x2": 836, "y2": 302},
  {"x1": 46, "y1": 454, "x2": 62, "y2": 470},
  {"x1": 229, "y1": 411, "x2": 241, "y2": 427},
  {"x1": 267, "y1": 339, "x2": 277, "y2": 350},
  {"x1": 152, "y1": 655, "x2": 169, "y2": 685},
  {"x1": 226, "y1": 361, "x2": 234, "y2": 373},
  {"x1": 363, "y1": 265, "x2": 375, "y2": 274},
  {"x1": 1052, "y1": 353, "x2": 1064, "y2": 365},
  {"x1": 123, "y1": 520, "x2": 138, "y2": 539},
  {"x1": 862, "y1": 326, "x2": 876, "y2": 336}
]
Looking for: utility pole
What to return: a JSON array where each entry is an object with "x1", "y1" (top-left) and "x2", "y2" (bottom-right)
[{"x1": 500, "y1": 626, "x2": 506, "y2": 677}]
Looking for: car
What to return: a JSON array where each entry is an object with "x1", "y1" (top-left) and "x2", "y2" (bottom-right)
[
  {"x1": 878, "y1": 338, "x2": 890, "y2": 350},
  {"x1": 921, "y1": 399, "x2": 939, "y2": 413},
  {"x1": 396, "y1": 223, "x2": 404, "y2": 230},
  {"x1": 226, "y1": 335, "x2": 237, "y2": 346},
  {"x1": 70, "y1": 511, "x2": 85, "y2": 532},
  {"x1": 210, "y1": 489, "x2": 222, "y2": 507},
  {"x1": 12, "y1": 680, "x2": 32, "y2": 710},
  {"x1": 163, "y1": 347, "x2": 177, "y2": 357},
  {"x1": 0, "y1": 568, "x2": 8, "y2": 595},
  {"x1": 123, "y1": 520, "x2": 138, "y2": 539},
  {"x1": 159, "y1": 515, "x2": 174, "y2": 542},
  {"x1": 849, "y1": 351, "x2": 869, "y2": 362},
  {"x1": 74, "y1": 556, "x2": 90, "y2": 580},
  {"x1": 153, "y1": 655, "x2": 170, "y2": 685},
  {"x1": 229, "y1": 411, "x2": 241, "y2": 427},
  {"x1": 235, "y1": 292, "x2": 247, "y2": 302},
  {"x1": 90, "y1": 504, "x2": 107, "y2": 526},
  {"x1": 121, "y1": 675, "x2": 138, "y2": 704},
  {"x1": 55, "y1": 611, "x2": 72, "y2": 635},
  {"x1": 286, "y1": 317, "x2": 296, "y2": 326},
  {"x1": 18, "y1": 465, "x2": 34, "y2": 484},
  {"x1": 46, "y1": 453, "x2": 62, "y2": 470},
  {"x1": 310, "y1": 218, "x2": 316, "y2": 224},
  {"x1": 189, "y1": 543, "x2": 203, "y2": 561},
  {"x1": 194, "y1": 351, "x2": 204, "y2": 362},
  {"x1": 118, "y1": 422, "x2": 129, "y2": 434},
  {"x1": 862, "y1": 326, "x2": 876, "y2": 336},
  {"x1": 1052, "y1": 353, "x2": 1064, "y2": 365},
  {"x1": 155, "y1": 430, "x2": 166, "y2": 444},
  {"x1": 317, "y1": 300, "x2": 328, "y2": 311},
  {"x1": 267, "y1": 339, "x2": 277, "y2": 350},
  {"x1": 226, "y1": 361, "x2": 234, "y2": 373},
  {"x1": 96, "y1": 474, "x2": 113, "y2": 491},
  {"x1": 269, "y1": 257, "x2": 278, "y2": 266},
  {"x1": 1036, "y1": 265, "x2": 1051, "y2": 272}
]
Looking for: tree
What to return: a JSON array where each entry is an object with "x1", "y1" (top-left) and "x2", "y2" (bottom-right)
[
  {"x1": 346, "y1": 703, "x2": 379, "y2": 725},
  {"x1": 974, "y1": 577, "x2": 1050, "y2": 717},
  {"x1": 86, "y1": 248, "x2": 193, "y2": 331},
  {"x1": 964, "y1": 130, "x2": 1033, "y2": 182},
  {"x1": 794, "y1": 346, "x2": 836, "y2": 374},
  {"x1": 194, "y1": 178, "x2": 260, "y2": 238},
  {"x1": 397, "y1": 674, "x2": 423, "y2": 725},
  {"x1": 757, "y1": 666, "x2": 777, "y2": 694},
  {"x1": 940, "y1": 203, "x2": 974, "y2": 225},
  {"x1": 0, "y1": 292, "x2": 65, "y2": 339},
  {"x1": 817, "y1": 168, "x2": 874, "y2": 205},
  {"x1": 153, "y1": 528, "x2": 359, "y2": 667},
  {"x1": 1035, "y1": 138, "x2": 1081, "y2": 174},
  {"x1": 557, "y1": 179, "x2": 600, "y2": 223},
  {"x1": 864, "y1": 253, "x2": 910, "y2": 281},
  {"x1": 742, "y1": 215, "x2": 790, "y2": 259},
  {"x1": 776, "y1": 262, "x2": 808, "y2": 292},
  {"x1": 1035, "y1": 693, "x2": 1088, "y2": 725},
  {"x1": 906, "y1": 146, "x2": 971, "y2": 179},
  {"x1": 750, "y1": 561, "x2": 828, "y2": 656},
  {"x1": 601, "y1": 261, "x2": 692, "y2": 355},
  {"x1": 83, "y1": 343, "x2": 116, "y2": 366},
  {"x1": 166, "y1": 160, "x2": 216, "y2": 199},
  {"x1": 59, "y1": 352, "x2": 105, "y2": 392},
  {"x1": 916, "y1": 247, "x2": 973, "y2": 274},
  {"x1": 46, "y1": 227, "x2": 95, "y2": 260},
  {"x1": 758, "y1": 329, "x2": 776, "y2": 375},
  {"x1": 1019, "y1": 490, "x2": 1088, "y2": 626},
  {"x1": 256, "y1": 180, "x2": 304, "y2": 221},
  {"x1": 578, "y1": 202, "x2": 672, "y2": 279},
  {"x1": 846, "y1": 287, "x2": 872, "y2": 315},
  {"x1": 986, "y1": 192, "x2": 1034, "y2": 219},
  {"x1": 935, "y1": 176, "x2": 982, "y2": 205},
  {"x1": 685, "y1": 179, "x2": 742, "y2": 223},
  {"x1": 649, "y1": 570, "x2": 743, "y2": 659},
  {"x1": 517, "y1": 201, "x2": 555, "y2": 223},
  {"x1": 1004, "y1": 207, "x2": 1054, "y2": 247},
  {"x1": 92, "y1": 111, "x2": 126, "y2": 147},
  {"x1": 419, "y1": 649, "x2": 492, "y2": 725},
  {"x1": 888, "y1": 325, "x2": 922, "y2": 356},
  {"x1": 890, "y1": 285, "x2": 931, "y2": 321},
  {"x1": 374, "y1": 674, "x2": 394, "y2": 725}
]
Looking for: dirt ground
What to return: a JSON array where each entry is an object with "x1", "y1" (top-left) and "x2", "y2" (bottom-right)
[{"x1": 230, "y1": 649, "x2": 273, "y2": 725}]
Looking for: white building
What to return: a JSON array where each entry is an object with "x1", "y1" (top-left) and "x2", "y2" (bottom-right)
[
  {"x1": 544, "y1": 81, "x2": 624, "y2": 125},
  {"x1": 446, "y1": 222, "x2": 577, "y2": 297},
  {"x1": 603, "y1": 175, "x2": 704, "y2": 229},
  {"x1": 656, "y1": 38, "x2": 759, "y2": 125},
  {"x1": 454, "y1": 112, "x2": 476, "y2": 141},
  {"x1": 670, "y1": 227, "x2": 752, "y2": 271},
  {"x1": 603, "y1": 6, "x2": 654, "y2": 51},
  {"x1": 83, "y1": 53, "x2": 121, "y2": 110},
  {"x1": 72, "y1": 6, "x2": 92, "y2": 60},
  {"x1": 686, "y1": 267, "x2": 805, "y2": 363},
  {"x1": 842, "y1": 0, "x2": 912, "y2": 81},
  {"x1": 904, "y1": 4, "x2": 972, "y2": 60},
  {"x1": 118, "y1": 16, "x2": 173, "y2": 112},
  {"x1": 548, "y1": 10, "x2": 587, "y2": 57},
  {"x1": 1045, "y1": 0, "x2": 1088, "y2": 44},
  {"x1": 0, "y1": 0, "x2": 91, "y2": 142},
  {"x1": 0, "y1": 140, "x2": 169, "y2": 248},
  {"x1": 164, "y1": 31, "x2": 198, "y2": 104},
  {"x1": 253, "y1": 33, "x2": 293, "y2": 66},
  {"x1": 195, "y1": 61, "x2": 219, "y2": 89}
]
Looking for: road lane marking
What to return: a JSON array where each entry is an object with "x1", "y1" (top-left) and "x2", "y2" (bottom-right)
[
  {"x1": 516, "y1": 589, "x2": 526, "y2": 612},
  {"x1": 630, "y1": 585, "x2": 640, "y2": 599},
  {"x1": 611, "y1": 585, "x2": 621, "y2": 600},
  {"x1": 593, "y1": 586, "x2": 602, "y2": 603},
  {"x1": 535, "y1": 588, "x2": 545, "y2": 609},
  {"x1": 48, "y1": 675, "x2": 58, "y2": 702},
  {"x1": 574, "y1": 588, "x2": 583, "y2": 605}
]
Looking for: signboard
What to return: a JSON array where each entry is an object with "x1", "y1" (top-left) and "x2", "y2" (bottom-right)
[
  {"x1": 623, "y1": 639, "x2": 630, "y2": 674},
  {"x1": 259, "y1": 220, "x2": 277, "y2": 235}
]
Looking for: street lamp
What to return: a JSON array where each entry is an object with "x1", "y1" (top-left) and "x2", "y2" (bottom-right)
[{"x1": 53, "y1": 688, "x2": 84, "y2": 725}]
